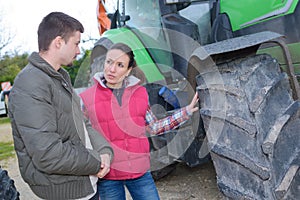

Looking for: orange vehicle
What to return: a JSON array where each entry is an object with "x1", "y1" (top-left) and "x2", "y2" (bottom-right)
[{"x1": 97, "y1": 0, "x2": 111, "y2": 35}]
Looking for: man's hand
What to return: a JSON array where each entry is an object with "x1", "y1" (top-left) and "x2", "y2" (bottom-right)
[{"x1": 96, "y1": 154, "x2": 111, "y2": 178}]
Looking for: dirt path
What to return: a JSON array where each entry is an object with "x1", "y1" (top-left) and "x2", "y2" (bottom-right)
[
  {"x1": 0, "y1": 122, "x2": 226, "y2": 200},
  {"x1": 0, "y1": 123, "x2": 13, "y2": 142},
  {"x1": 0, "y1": 122, "x2": 40, "y2": 199}
]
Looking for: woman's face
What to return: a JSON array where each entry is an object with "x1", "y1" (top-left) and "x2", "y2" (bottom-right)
[{"x1": 104, "y1": 49, "x2": 132, "y2": 89}]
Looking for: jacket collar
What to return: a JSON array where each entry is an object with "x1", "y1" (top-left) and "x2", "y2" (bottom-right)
[
  {"x1": 28, "y1": 52, "x2": 73, "y2": 94},
  {"x1": 93, "y1": 72, "x2": 141, "y2": 89},
  {"x1": 28, "y1": 52, "x2": 70, "y2": 83}
]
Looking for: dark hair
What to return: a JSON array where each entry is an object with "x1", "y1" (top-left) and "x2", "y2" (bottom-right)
[
  {"x1": 37, "y1": 12, "x2": 84, "y2": 51},
  {"x1": 108, "y1": 43, "x2": 137, "y2": 68}
]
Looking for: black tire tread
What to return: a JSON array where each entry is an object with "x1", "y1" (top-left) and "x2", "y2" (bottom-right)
[{"x1": 197, "y1": 54, "x2": 300, "y2": 199}]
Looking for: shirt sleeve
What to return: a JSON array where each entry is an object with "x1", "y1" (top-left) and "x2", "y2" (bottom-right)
[
  {"x1": 145, "y1": 105, "x2": 191, "y2": 135},
  {"x1": 80, "y1": 99, "x2": 114, "y2": 162}
]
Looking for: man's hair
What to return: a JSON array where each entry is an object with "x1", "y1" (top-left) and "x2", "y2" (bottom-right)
[{"x1": 37, "y1": 12, "x2": 84, "y2": 51}]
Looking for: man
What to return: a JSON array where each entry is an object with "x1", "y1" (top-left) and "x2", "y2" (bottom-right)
[{"x1": 8, "y1": 12, "x2": 113, "y2": 200}]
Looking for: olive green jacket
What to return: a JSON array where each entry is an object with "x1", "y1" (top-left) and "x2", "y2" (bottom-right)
[{"x1": 8, "y1": 52, "x2": 113, "y2": 200}]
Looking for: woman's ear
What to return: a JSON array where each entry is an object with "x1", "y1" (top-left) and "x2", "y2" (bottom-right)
[{"x1": 126, "y1": 67, "x2": 133, "y2": 76}]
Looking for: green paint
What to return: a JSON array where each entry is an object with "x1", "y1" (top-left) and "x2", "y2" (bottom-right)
[
  {"x1": 220, "y1": 0, "x2": 299, "y2": 31},
  {"x1": 257, "y1": 42, "x2": 300, "y2": 81},
  {"x1": 102, "y1": 28, "x2": 165, "y2": 83}
]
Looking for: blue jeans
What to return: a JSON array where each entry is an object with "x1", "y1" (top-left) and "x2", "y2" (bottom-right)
[{"x1": 98, "y1": 172, "x2": 160, "y2": 200}]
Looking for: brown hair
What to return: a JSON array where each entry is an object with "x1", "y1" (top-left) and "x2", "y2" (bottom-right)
[
  {"x1": 108, "y1": 43, "x2": 146, "y2": 84},
  {"x1": 108, "y1": 43, "x2": 137, "y2": 68},
  {"x1": 38, "y1": 12, "x2": 84, "y2": 52}
]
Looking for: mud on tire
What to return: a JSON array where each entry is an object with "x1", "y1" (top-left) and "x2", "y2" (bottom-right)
[
  {"x1": 196, "y1": 54, "x2": 300, "y2": 199},
  {"x1": 0, "y1": 167, "x2": 20, "y2": 200}
]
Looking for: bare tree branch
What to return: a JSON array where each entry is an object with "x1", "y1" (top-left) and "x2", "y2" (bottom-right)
[{"x1": 0, "y1": 10, "x2": 15, "y2": 57}]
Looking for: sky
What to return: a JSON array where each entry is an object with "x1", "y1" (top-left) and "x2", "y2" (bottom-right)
[{"x1": 0, "y1": 0, "x2": 101, "y2": 55}]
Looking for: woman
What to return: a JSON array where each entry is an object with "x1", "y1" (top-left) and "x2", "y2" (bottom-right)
[{"x1": 80, "y1": 43, "x2": 199, "y2": 200}]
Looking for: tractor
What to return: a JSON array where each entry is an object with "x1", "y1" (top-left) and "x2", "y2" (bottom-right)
[{"x1": 76, "y1": 0, "x2": 300, "y2": 199}]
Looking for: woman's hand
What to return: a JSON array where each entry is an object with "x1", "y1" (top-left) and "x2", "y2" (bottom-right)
[{"x1": 187, "y1": 92, "x2": 199, "y2": 114}]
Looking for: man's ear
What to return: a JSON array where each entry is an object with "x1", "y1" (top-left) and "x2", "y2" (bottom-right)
[{"x1": 54, "y1": 36, "x2": 63, "y2": 48}]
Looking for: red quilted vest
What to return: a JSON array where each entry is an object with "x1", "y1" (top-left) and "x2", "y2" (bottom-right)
[{"x1": 80, "y1": 83, "x2": 150, "y2": 180}]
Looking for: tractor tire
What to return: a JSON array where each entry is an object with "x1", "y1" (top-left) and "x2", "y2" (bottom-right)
[
  {"x1": 196, "y1": 54, "x2": 300, "y2": 199},
  {"x1": 0, "y1": 167, "x2": 20, "y2": 200}
]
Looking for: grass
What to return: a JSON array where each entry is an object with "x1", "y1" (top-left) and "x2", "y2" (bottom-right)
[
  {"x1": 0, "y1": 117, "x2": 10, "y2": 124},
  {"x1": 0, "y1": 117, "x2": 14, "y2": 160},
  {"x1": 0, "y1": 141, "x2": 15, "y2": 160}
]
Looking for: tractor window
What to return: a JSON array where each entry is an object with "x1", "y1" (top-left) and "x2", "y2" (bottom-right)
[
  {"x1": 125, "y1": 0, "x2": 174, "y2": 76},
  {"x1": 179, "y1": 1, "x2": 211, "y2": 45},
  {"x1": 125, "y1": 0, "x2": 161, "y2": 40}
]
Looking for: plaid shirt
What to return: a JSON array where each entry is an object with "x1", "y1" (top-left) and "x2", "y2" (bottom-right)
[{"x1": 145, "y1": 106, "x2": 191, "y2": 135}]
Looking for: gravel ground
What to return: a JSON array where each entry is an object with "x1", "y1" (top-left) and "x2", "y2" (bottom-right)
[{"x1": 0, "y1": 122, "x2": 226, "y2": 200}]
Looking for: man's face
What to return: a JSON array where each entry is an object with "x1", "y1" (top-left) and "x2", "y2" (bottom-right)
[{"x1": 59, "y1": 31, "x2": 81, "y2": 67}]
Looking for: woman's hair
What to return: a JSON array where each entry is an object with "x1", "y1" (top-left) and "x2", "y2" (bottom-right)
[
  {"x1": 108, "y1": 43, "x2": 137, "y2": 69},
  {"x1": 130, "y1": 66, "x2": 147, "y2": 85},
  {"x1": 38, "y1": 12, "x2": 84, "y2": 52},
  {"x1": 108, "y1": 43, "x2": 146, "y2": 84}
]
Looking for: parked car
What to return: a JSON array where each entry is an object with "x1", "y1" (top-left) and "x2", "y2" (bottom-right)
[{"x1": 0, "y1": 90, "x2": 10, "y2": 117}]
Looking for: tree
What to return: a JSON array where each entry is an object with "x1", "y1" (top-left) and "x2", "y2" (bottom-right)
[
  {"x1": 0, "y1": 49, "x2": 91, "y2": 87},
  {"x1": 0, "y1": 54, "x2": 28, "y2": 84},
  {"x1": 0, "y1": 11, "x2": 14, "y2": 57},
  {"x1": 64, "y1": 49, "x2": 91, "y2": 88}
]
